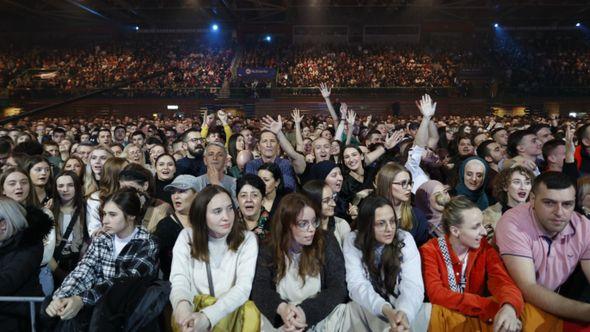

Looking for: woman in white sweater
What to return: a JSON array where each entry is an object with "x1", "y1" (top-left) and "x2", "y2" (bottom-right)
[
  {"x1": 343, "y1": 195, "x2": 428, "y2": 332},
  {"x1": 170, "y1": 185, "x2": 259, "y2": 332}
]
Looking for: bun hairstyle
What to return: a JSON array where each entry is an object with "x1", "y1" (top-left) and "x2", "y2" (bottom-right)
[{"x1": 441, "y1": 196, "x2": 478, "y2": 234}]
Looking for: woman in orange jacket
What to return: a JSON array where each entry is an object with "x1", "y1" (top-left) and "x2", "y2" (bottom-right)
[{"x1": 420, "y1": 196, "x2": 561, "y2": 332}]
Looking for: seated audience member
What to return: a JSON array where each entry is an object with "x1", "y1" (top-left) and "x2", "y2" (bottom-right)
[
  {"x1": 175, "y1": 128, "x2": 206, "y2": 178},
  {"x1": 245, "y1": 130, "x2": 297, "y2": 193},
  {"x1": 257, "y1": 162, "x2": 284, "y2": 220},
  {"x1": 236, "y1": 174, "x2": 270, "y2": 240},
  {"x1": 420, "y1": 196, "x2": 556, "y2": 331},
  {"x1": 154, "y1": 174, "x2": 198, "y2": 280},
  {"x1": 45, "y1": 188, "x2": 159, "y2": 330},
  {"x1": 195, "y1": 142, "x2": 237, "y2": 201},
  {"x1": 343, "y1": 196, "x2": 427, "y2": 332},
  {"x1": 51, "y1": 171, "x2": 87, "y2": 286},
  {"x1": 305, "y1": 160, "x2": 348, "y2": 219},
  {"x1": 169, "y1": 185, "x2": 259, "y2": 331},
  {"x1": 340, "y1": 145, "x2": 375, "y2": 208},
  {"x1": 542, "y1": 127, "x2": 579, "y2": 182},
  {"x1": 482, "y1": 166, "x2": 533, "y2": 240},
  {"x1": 119, "y1": 163, "x2": 173, "y2": 232},
  {"x1": 251, "y1": 193, "x2": 348, "y2": 331},
  {"x1": 375, "y1": 162, "x2": 429, "y2": 246},
  {"x1": 0, "y1": 198, "x2": 53, "y2": 331},
  {"x1": 506, "y1": 129, "x2": 542, "y2": 176},
  {"x1": 496, "y1": 171, "x2": 590, "y2": 328},
  {"x1": 454, "y1": 156, "x2": 490, "y2": 210},
  {"x1": 302, "y1": 179, "x2": 351, "y2": 247},
  {"x1": 154, "y1": 153, "x2": 177, "y2": 205},
  {"x1": 476, "y1": 140, "x2": 504, "y2": 203},
  {"x1": 577, "y1": 176, "x2": 590, "y2": 217},
  {"x1": 84, "y1": 146, "x2": 114, "y2": 198},
  {"x1": 24, "y1": 155, "x2": 53, "y2": 209},
  {"x1": 415, "y1": 180, "x2": 451, "y2": 237}
]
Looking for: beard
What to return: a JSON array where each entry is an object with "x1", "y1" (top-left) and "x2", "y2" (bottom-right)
[{"x1": 188, "y1": 145, "x2": 204, "y2": 157}]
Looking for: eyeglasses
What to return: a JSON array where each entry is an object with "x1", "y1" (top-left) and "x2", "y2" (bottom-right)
[
  {"x1": 392, "y1": 180, "x2": 413, "y2": 189},
  {"x1": 321, "y1": 193, "x2": 338, "y2": 204},
  {"x1": 296, "y1": 219, "x2": 320, "y2": 230},
  {"x1": 374, "y1": 219, "x2": 396, "y2": 231}
]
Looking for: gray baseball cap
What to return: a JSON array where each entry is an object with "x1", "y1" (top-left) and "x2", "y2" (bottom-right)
[{"x1": 164, "y1": 175, "x2": 199, "y2": 192}]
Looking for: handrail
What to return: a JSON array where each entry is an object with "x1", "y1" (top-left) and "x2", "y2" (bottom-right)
[{"x1": 0, "y1": 296, "x2": 45, "y2": 332}]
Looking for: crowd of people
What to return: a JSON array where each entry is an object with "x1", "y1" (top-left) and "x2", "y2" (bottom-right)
[
  {"x1": 3, "y1": 31, "x2": 590, "y2": 99},
  {"x1": 2, "y1": 87, "x2": 590, "y2": 332}
]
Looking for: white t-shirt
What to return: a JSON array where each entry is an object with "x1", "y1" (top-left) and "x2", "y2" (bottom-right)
[{"x1": 113, "y1": 228, "x2": 138, "y2": 258}]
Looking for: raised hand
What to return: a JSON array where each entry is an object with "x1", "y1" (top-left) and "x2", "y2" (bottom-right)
[
  {"x1": 364, "y1": 114, "x2": 373, "y2": 127},
  {"x1": 291, "y1": 109, "x2": 303, "y2": 123},
  {"x1": 346, "y1": 109, "x2": 356, "y2": 126},
  {"x1": 319, "y1": 82, "x2": 331, "y2": 98},
  {"x1": 261, "y1": 115, "x2": 283, "y2": 134},
  {"x1": 415, "y1": 94, "x2": 437, "y2": 118},
  {"x1": 384, "y1": 129, "x2": 405, "y2": 150},
  {"x1": 339, "y1": 102, "x2": 348, "y2": 120},
  {"x1": 202, "y1": 110, "x2": 208, "y2": 125}
]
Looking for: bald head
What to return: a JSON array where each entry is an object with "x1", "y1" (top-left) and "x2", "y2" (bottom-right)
[{"x1": 237, "y1": 150, "x2": 253, "y2": 171}]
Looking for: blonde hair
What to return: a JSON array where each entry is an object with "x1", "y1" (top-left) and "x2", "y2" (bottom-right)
[
  {"x1": 375, "y1": 162, "x2": 414, "y2": 231},
  {"x1": 441, "y1": 196, "x2": 478, "y2": 234},
  {"x1": 122, "y1": 143, "x2": 146, "y2": 166}
]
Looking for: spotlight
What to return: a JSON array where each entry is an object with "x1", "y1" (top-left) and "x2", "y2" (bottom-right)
[
  {"x1": 265, "y1": 35, "x2": 272, "y2": 42},
  {"x1": 134, "y1": 26, "x2": 139, "y2": 31},
  {"x1": 493, "y1": 23, "x2": 499, "y2": 28},
  {"x1": 576, "y1": 22, "x2": 581, "y2": 27},
  {"x1": 211, "y1": 24, "x2": 219, "y2": 31}
]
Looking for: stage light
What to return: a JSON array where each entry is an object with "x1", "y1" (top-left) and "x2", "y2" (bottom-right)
[
  {"x1": 134, "y1": 26, "x2": 139, "y2": 31},
  {"x1": 211, "y1": 24, "x2": 219, "y2": 31},
  {"x1": 265, "y1": 35, "x2": 272, "y2": 42},
  {"x1": 167, "y1": 105, "x2": 179, "y2": 110},
  {"x1": 494, "y1": 23, "x2": 499, "y2": 28},
  {"x1": 576, "y1": 22, "x2": 581, "y2": 27}
]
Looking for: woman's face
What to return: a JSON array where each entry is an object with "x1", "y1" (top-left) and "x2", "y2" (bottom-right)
[
  {"x1": 390, "y1": 171, "x2": 412, "y2": 203},
  {"x1": 237, "y1": 184, "x2": 263, "y2": 220},
  {"x1": 90, "y1": 149, "x2": 109, "y2": 176},
  {"x1": 206, "y1": 192, "x2": 235, "y2": 238},
  {"x1": 258, "y1": 169, "x2": 279, "y2": 196},
  {"x1": 155, "y1": 156, "x2": 176, "y2": 180},
  {"x1": 458, "y1": 138, "x2": 474, "y2": 157},
  {"x1": 321, "y1": 186, "x2": 336, "y2": 218},
  {"x1": 325, "y1": 167, "x2": 343, "y2": 193},
  {"x1": 171, "y1": 188, "x2": 197, "y2": 215},
  {"x1": 64, "y1": 159, "x2": 83, "y2": 177},
  {"x1": 429, "y1": 183, "x2": 450, "y2": 212},
  {"x1": 451, "y1": 208, "x2": 487, "y2": 249},
  {"x1": 373, "y1": 204, "x2": 396, "y2": 245},
  {"x1": 29, "y1": 161, "x2": 51, "y2": 187},
  {"x1": 506, "y1": 172, "x2": 532, "y2": 206},
  {"x1": 2, "y1": 171, "x2": 30, "y2": 203},
  {"x1": 56, "y1": 175, "x2": 76, "y2": 204},
  {"x1": 321, "y1": 130, "x2": 333, "y2": 141},
  {"x1": 302, "y1": 127, "x2": 311, "y2": 139},
  {"x1": 236, "y1": 136, "x2": 245, "y2": 151},
  {"x1": 303, "y1": 139, "x2": 313, "y2": 154},
  {"x1": 102, "y1": 201, "x2": 133, "y2": 236},
  {"x1": 343, "y1": 147, "x2": 363, "y2": 171},
  {"x1": 463, "y1": 160, "x2": 485, "y2": 191},
  {"x1": 290, "y1": 205, "x2": 317, "y2": 247},
  {"x1": 330, "y1": 141, "x2": 340, "y2": 156}
]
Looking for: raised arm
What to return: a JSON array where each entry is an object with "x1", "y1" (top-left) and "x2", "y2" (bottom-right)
[
  {"x1": 345, "y1": 109, "x2": 356, "y2": 146},
  {"x1": 334, "y1": 103, "x2": 348, "y2": 143},
  {"x1": 319, "y1": 83, "x2": 339, "y2": 124},
  {"x1": 414, "y1": 94, "x2": 436, "y2": 148},
  {"x1": 363, "y1": 129, "x2": 404, "y2": 165},
  {"x1": 427, "y1": 119, "x2": 440, "y2": 150},
  {"x1": 261, "y1": 115, "x2": 307, "y2": 174},
  {"x1": 291, "y1": 109, "x2": 304, "y2": 152}
]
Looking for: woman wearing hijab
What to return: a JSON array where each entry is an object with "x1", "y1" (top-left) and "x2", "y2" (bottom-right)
[
  {"x1": 304, "y1": 160, "x2": 347, "y2": 220},
  {"x1": 453, "y1": 156, "x2": 490, "y2": 210},
  {"x1": 415, "y1": 180, "x2": 451, "y2": 238}
]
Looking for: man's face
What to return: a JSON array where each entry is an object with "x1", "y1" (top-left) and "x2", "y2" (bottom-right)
[
  {"x1": 536, "y1": 127, "x2": 554, "y2": 144},
  {"x1": 76, "y1": 146, "x2": 93, "y2": 163},
  {"x1": 531, "y1": 183, "x2": 576, "y2": 236},
  {"x1": 486, "y1": 142, "x2": 503, "y2": 164},
  {"x1": 258, "y1": 132, "x2": 278, "y2": 160},
  {"x1": 368, "y1": 133, "x2": 382, "y2": 146},
  {"x1": 519, "y1": 134, "x2": 542, "y2": 158},
  {"x1": 114, "y1": 128, "x2": 126, "y2": 141},
  {"x1": 98, "y1": 131, "x2": 112, "y2": 145},
  {"x1": 44, "y1": 144, "x2": 59, "y2": 157},
  {"x1": 458, "y1": 138, "x2": 474, "y2": 156},
  {"x1": 184, "y1": 132, "x2": 204, "y2": 157},
  {"x1": 52, "y1": 131, "x2": 65, "y2": 144},
  {"x1": 207, "y1": 132, "x2": 223, "y2": 144},
  {"x1": 313, "y1": 137, "x2": 331, "y2": 162},
  {"x1": 548, "y1": 145, "x2": 566, "y2": 169},
  {"x1": 204, "y1": 145, "x2": 227, "y2": 172},
  {"x1": 493, "y1": 129, "x2": 508, "y2": 146}
]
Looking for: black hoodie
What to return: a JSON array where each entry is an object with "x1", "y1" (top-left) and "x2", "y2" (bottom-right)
[{"x1": 0, "y1": 205, "x2": 53, "y2": 332}]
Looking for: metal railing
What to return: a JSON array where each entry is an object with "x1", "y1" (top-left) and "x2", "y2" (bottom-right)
[{"x1": 0, "y1": 296, "x2": 45, "y2": 332}]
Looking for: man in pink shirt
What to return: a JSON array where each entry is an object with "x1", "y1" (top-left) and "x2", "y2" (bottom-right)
[{"x1": 496, "y1": 172, "x2": 590, "y2": 323}]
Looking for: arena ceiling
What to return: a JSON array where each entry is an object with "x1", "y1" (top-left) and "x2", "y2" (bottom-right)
[{"x1": 1, "y1": 0, "x2": 589, "y2": 30}]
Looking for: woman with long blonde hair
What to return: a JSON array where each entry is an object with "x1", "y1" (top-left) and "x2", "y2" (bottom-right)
[{"x1": 375, "y1": 162, "x2": 429, "y2": 247}]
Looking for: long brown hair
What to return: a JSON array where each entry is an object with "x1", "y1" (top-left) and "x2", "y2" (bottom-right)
[
  {"x1": 375, "y1": 162, "x2": 414, "y2": 231},
  {"x1": 0, "y1": 167, "x2": 38, "y2": 207},
  {"x1": 98, "y1": 157, "x2": 128, "y2": 201},
  {"x1": 354, "y1": 195, "x2": 404, "y2": 298},
  {"x1": 52, "y1": 171, "x2": 86, "y2": 231},
  {"x1": 188, "y1": 185, "x2": 245, "y2": 262},
  {"x1": 269, "y1": 192, "x2": 325, "y2": 284}
]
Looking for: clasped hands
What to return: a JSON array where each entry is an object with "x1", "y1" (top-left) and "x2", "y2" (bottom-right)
[
  {"x1": 45, "y1": 296, "x2": 84, "y2": 320},
  {"x1": 277, "y1": 302, "x2": 307, "y2": 332}
]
